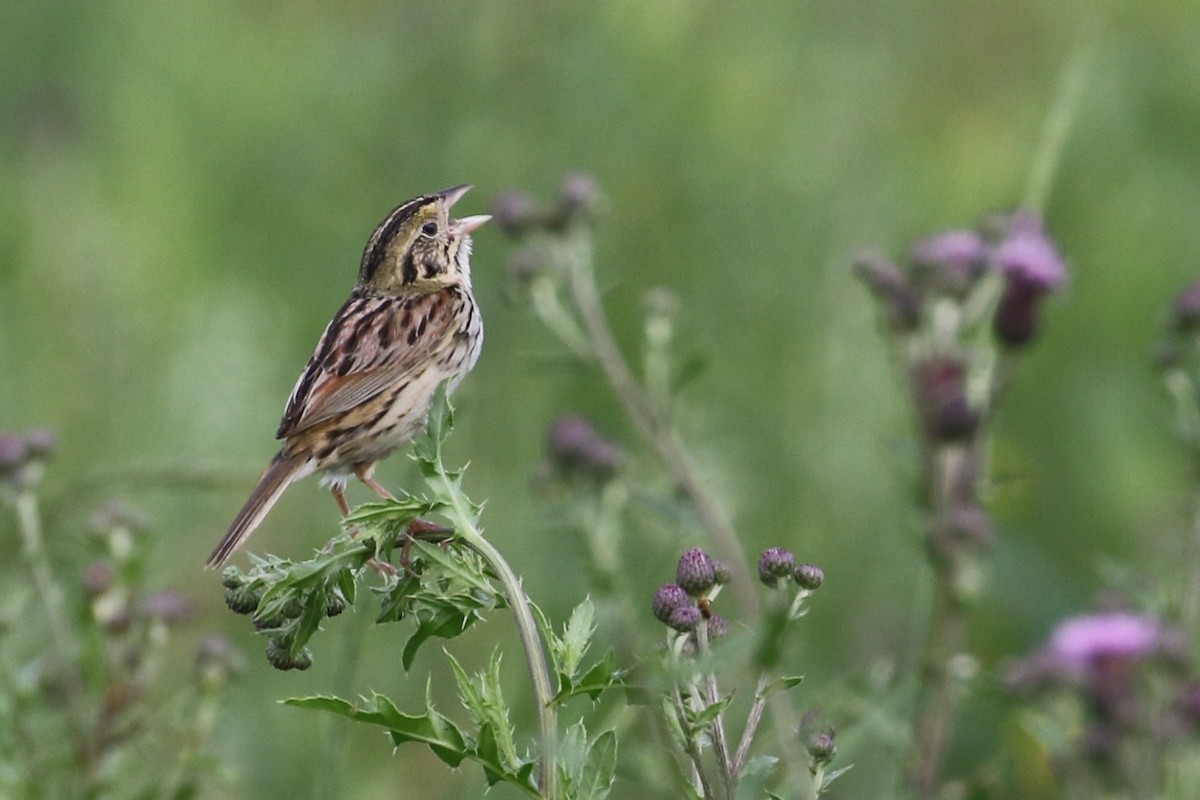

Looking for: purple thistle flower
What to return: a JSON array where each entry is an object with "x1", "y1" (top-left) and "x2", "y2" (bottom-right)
[
  {"x1": 991, "y1": 210, "x2": 1068, "y2": 347},
  {"x1": 1170, "y1": 282, "x2": 1200, "y2": 333},
  {"x1": 668, "y1": 605, "x2": 702, "y2": 633},
  {"x1": 1048, "y1": 612, "x2": 1161, "y2": 672},
  {"x1": 705, "y1": 613, "x2": 730, "y2": 641},
  {"x1": 912, "y1": 229, "x2": 988, "y2": 296},
  {"x1": 794, "y1": 563, "x2": 824, "y2": 591},
  {"x1": 546, "y1": 415, "x2": 624, "y2": 478},
  {"x1": 676, "y1": 548, "x2": 718, "y2": 596},
  {"x1": 996, "y1": 211, "x2": 1067, "y2": 292},
  {"x1": 758, "y1": 547, "x2": 796, "y2": 587},
  {"x1": 652, "y1": 584, "x2": 691, "y2": 624}
]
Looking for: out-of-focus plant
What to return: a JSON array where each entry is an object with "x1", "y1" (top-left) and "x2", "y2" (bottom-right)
[
  {"x1": 854, "y1": 209, "x2": 1068, "y2": 797},
  {"x1": 0, "y1": 429, "x2": 242, "y2": 799},
  {"x1": 651, "y1": 546, "x2": 840, "y2": 800},
  {"x1": 1005, "y1": 607, "x2": 1200, "y2": 799},
  {"x1": 492, "y1": 177, "x2": 827, "y2": 797}
]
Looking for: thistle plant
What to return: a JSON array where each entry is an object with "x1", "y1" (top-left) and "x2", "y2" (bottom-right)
[
  {"x1": 220, "y1": 387, "x2": 624, "y2": 799},
  {"x1": 0, "y1": 430, "x2": 241, "y2": 799},
  {"x1": 855, "y1": 209, "x2": 1067, "y2": 797},
  {"x1": 652, "y1": 546, "x2": 839, "y2": 800}
]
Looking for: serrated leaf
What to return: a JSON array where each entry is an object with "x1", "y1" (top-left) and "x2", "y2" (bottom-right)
[
  {"x1": 284, "y1": 693, "x2": 470, "y2": 768},
  {"x1": 413, "y1": 382, "x2": 454, "y2": 466},
  {"x1": 402, "y1": 606, "x2": 474, "y2": 669},
  {"x1": 551, "y1": 650, "x2": 622, "y2": 705},
  {"x1": 554, "y1": 597, "x2": 596, "y2": 681},
  {"x1": 576, "y1": 729, "x2": 617, "y2": 800}
]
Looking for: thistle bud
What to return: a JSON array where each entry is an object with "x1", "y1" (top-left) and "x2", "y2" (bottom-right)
[
  {"x1": 992, "y1": 211, "x2": 1067, "y2": 348},
  {"x1": 325, "y1": 591, "x2": 347, "y2": 618},
  {"x1": 807, "y1": 732, "x2": 837, "y2": 764},
  {"x1": 491, "y1": 189, "x2": 541, "y2": 237},
  {"x1": 794, "y1": 564, "x2": 824, "y2": 591},
  {"x1": 853, "y1": 250, "x2": 921, "y2": 332},
  {"x1": 911, "y1": 229, "x2": 988, "y2": 297},
  {"x1": 668, "y1": 604, "x2": 702, "y2": 633},
  {"x1": 676, "y1": 548, "x2": 718, "y2": 596},
  {"x1": 220, "y1": 566, "x2": 244, "y2": 590},
  {"x1": 224, "y1": 583, "x2": 261, "y2": 615},
  {"x1": 914, "y1": 358, "x2": 979, "y2": 443},
  {"x1": 1170, "y1": 282, "x2": 1200, "y2": 333},
  {"x1": 557, "y1": 172, "x2": 601, "y2": 221},
  {"x1": 712, "y1": 560, "x2": 733, "y2": 586},
  {"x1": 265, "y1": 639, "x2": 312, "y2": 671},
  {"x1": 24, "y1": 428, "x2": 57, "y2": 458},
  {"x1": 546, "y1": 415, "x2": 625, "y2": 479},
  {"x1": 758, "y1": 547, "x2": 796, "y2": 587},
  {"x1": 705, "y1": 613, "x2": 730, "y2": 641},
  {"x1": 653, "y1": 584, "x2": 690, "y2": 624}
]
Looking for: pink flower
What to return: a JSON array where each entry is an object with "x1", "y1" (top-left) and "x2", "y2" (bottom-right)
[
  {"x1": 1048, "y1": 612, "x2": 1161, "y2": 672},
  {"x1": 996, "y1": 211, "x2": 1067, "y2": 292}
]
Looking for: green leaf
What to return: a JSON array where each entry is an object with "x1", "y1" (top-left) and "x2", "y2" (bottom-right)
[
  {"x1": 284, "y1": 693, "x2": 471, "y2": 768},
  {"x1": 551, "y1": 650, "x2": 623, "y2": 705},
  {"x1": 682, "y1": 693, "x2": 733, "y2": 737},
  {"x1": 402, "y1": 605, "x2": 474, "y2": 669},
  {"x1": 555, "y1": 597, "x2": 596, "y2": 681},
  {"x1": 758, "y1": 675, "x2": 804, "y2": 700},
  {"x1": 576, "y1": 729, "x2": 617, "y2": 800},
  {"x1": 447, "y1": 650, "x2": 520, "y2": 772},
  {"x1": 821, "y1": 764, "x2": 854, "y2": 791},
  {"x1": 413, "y1": 382, "x2": 454, "y2": 467}
]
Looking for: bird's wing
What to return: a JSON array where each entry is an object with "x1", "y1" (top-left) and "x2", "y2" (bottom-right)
[{"x1": 276, "y1": 289, "x2": 461, "y2": 439}]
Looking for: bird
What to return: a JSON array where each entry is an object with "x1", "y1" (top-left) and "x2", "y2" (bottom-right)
[{"x1": 207, "y1": 184, "x2": 490, "y2": 568}]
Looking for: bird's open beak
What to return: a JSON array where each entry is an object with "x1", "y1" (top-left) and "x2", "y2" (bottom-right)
[
  {"x1": 438, "y1": 184, "x2": 474, "y2": 209},
  {"x1": 450, "y1": 214, "x2": 491, "y2": 235}
]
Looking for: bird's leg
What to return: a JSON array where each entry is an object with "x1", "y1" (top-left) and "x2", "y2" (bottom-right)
[
  {"x1": 354, "y1": 463, "x2": 397, "y2": 501},
  {"x1": 331, "y1": 484, "x2": 351, "y2": 516},
  {"x1": 343, "y1": 465, "x2": 397, "y2": 576}
]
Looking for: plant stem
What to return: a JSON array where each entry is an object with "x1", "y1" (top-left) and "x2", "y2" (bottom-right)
[
  {"x1": 732, "y1": 673, "x2": 771, "y2": 776},
  {"x1": 559, "y1": 229, "x2": 758, "y2": 617},
  {"x1": 671, "y1": 688, "x2": 717, "y2": 800},
  {"x1": 433, "y1": 469, "x2": 560, "y2": 799},
  {"x1": 908, "y1": 441, "x2": 978, "y2": 798},
  {"x1": 696, "y1": 622, "x2": 735, "y2": 798},
  {"x1": 1022, "y1": 17, "x2": 1099, "y2": 213},
  {"x1": 12, "y1": 488, "x2": 92, "y2": 771}
]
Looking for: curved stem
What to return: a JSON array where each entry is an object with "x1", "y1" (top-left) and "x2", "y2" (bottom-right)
[
  {"x1": 561, "y1": 229, "x2": 759, "y2": 617},
  {"x1": 434, "y1": 470, "x2": 559, "y2": 799}
]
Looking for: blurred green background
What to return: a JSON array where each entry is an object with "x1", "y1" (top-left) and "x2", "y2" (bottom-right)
[{"x1": 3, "y1": 1, "x2": 1200, "y2": 797}]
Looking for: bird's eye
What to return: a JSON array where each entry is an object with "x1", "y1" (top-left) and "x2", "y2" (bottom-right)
[{"x1": 421, "y1": 222, "x2": 438, "y2": 237}]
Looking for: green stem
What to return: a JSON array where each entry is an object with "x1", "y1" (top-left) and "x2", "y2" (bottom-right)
[
  {"x1": 12, "y1": 488, "x2": 92, "y2": 771},
  {"x1": 433, "y1": 469, "x2": 559, "y2": 799},
  {"x1": 1022, "y1": 18, "x2": 1100, "y2": 213},
  {"x1": 560, "y1": 228, "x2": 758, "y2": 617}
]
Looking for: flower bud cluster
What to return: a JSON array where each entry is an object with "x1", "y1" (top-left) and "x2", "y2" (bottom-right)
[
  {"x1": 545, "y1": 414, "x2": 625, "y2": 480},
  {"x1": 652, "y1": 548, "x2": 731, "y2": 646},
  {"x1": 757, "y1": 547, "x2": 823, "y2": 592},
  {"x1": 0, "y1": 427, "x2": 56, "y2": 490},
  {"x1": 855, "y1": 210, "x2": 1067, "y2": 451},
  {"x1": 220, "y1": 566, "x2": 347, "y2": 671},
  {"x1": 492, "y1": 172, "x2": 603, "y2": 239}
]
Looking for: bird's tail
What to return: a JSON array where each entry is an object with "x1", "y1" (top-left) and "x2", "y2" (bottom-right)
[{"x1": 207, "y1": 454, "x2": 307, "y2": 568}]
